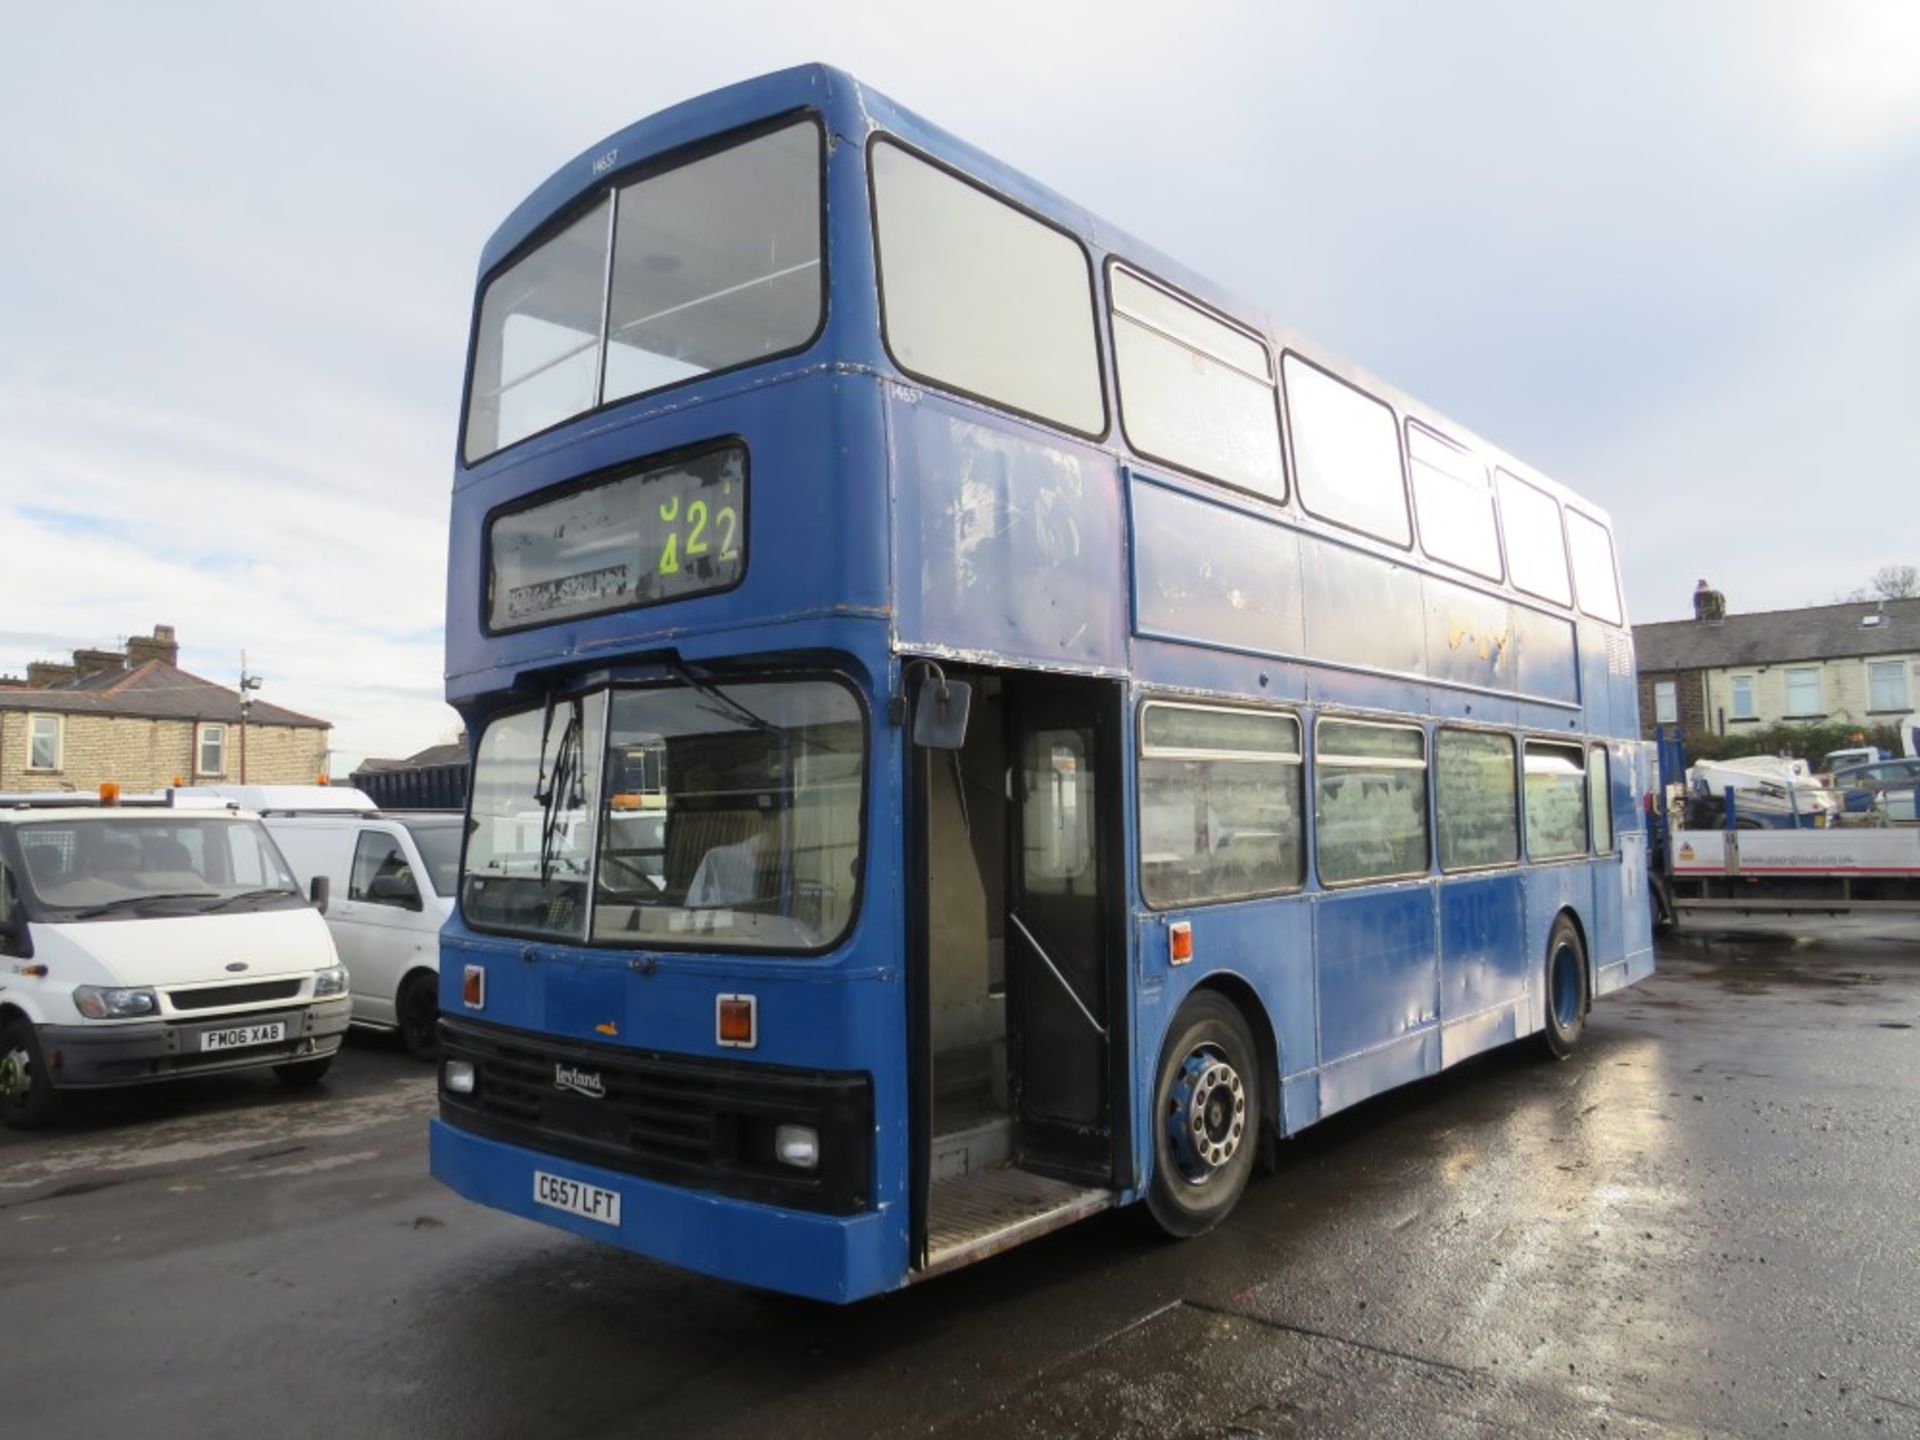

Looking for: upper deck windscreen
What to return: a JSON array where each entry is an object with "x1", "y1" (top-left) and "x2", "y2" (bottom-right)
[{"x1": 464, "y1": 119, "x2": 823, "y2": 463}]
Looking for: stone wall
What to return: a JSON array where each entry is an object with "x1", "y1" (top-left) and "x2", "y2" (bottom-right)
[{"x1": 0, "y1": 712, "x2": 328, "y2": 793}]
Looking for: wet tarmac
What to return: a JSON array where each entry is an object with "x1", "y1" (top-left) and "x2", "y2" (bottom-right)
[{"x1": 3, "y1": 922, "x2": 1918, "y2": 1438}]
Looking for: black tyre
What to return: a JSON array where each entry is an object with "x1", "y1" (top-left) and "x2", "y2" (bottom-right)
[
  {"x1": 1146, "y1": 991, "x2": 1261, "y2": 1238},
  {"x1": 397, "y1": 970, "x2": 440, "y2": 1062},
  {"x1": 0, "y1": 1015, "x2": 59, "y2": 1130},
  {"x1": 273, "y1": 1056, "x2": 334, "y2": 1087},
  {"x1": 1539, "y1": 914, "x2": 1589, "y2": 1060}
]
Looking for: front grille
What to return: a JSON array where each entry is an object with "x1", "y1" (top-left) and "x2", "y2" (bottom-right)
[
  {"x1": 439, "y1": 1018, "x2": 872, "y2": 1215},
  {"x1": 168, "y1": 980, "x2": 304, "y2": 1011}
]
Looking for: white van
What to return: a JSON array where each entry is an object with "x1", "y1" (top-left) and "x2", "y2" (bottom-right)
[
  {"x1": 198, "y1": 787, "x2": 456, "y2": 1060},
  {"x1": 0, "y1": 792, "x2": 349, "y2": 1129}
]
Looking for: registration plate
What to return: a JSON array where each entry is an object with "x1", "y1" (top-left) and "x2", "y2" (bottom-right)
[
  {"x1": 198, "y1": 1021, "x2": 287, "y2": 1052},
  {"x1": 534, "y1": 1171, "x2": 621, "y2": 1226}
]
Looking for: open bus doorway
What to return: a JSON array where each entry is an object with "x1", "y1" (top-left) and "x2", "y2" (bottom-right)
[{"x1": 911, "y1": 666, "x2": 1120, "y2": 1276}]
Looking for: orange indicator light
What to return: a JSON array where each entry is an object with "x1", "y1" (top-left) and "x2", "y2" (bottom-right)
[
  {"x1": 717, "y1": 994, "x2": 757, "y2": 1048},
  {"x1": 1169, "y1": 922, "x2": 1194, "y2": 965}
]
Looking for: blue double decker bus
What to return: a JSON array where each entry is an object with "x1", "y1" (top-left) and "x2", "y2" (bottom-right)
[{"x1": 430, "y1": 65, "x2": 1656, "y2": 1302}]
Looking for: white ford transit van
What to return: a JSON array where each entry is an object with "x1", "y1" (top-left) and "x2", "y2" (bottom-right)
[
  {"x1": 196, "y1": 787, "x2": 456, "y2": 1060},
  {"x1": 0, "y1": 792, "x2": 349, "y2": 1129}
]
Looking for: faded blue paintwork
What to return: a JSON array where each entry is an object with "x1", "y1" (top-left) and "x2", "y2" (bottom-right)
[{"x1": 435, "y1": 62, "x2": 1654, "y2": 1304}]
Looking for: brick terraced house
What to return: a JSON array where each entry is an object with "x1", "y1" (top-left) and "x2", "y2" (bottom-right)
[
  {"x1": 0, "y1": 625, "x2": 330, "y2": 793},
  {"x1": 1633, "y1": 584, "x2": 1920, "y2": 740}
]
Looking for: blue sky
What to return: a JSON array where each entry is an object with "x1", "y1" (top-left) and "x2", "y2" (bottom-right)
[{"x1": 2, "y1": 1, "x2": 1916, "y2": 765}]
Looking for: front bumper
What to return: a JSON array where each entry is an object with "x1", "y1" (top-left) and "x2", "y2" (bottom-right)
[
  {"x1": 40, "y1": 998, "x2": 351, "y2": 1089},
  {"x1": 430, "y1": 1118, "x2": 904, "y2": 1303}
]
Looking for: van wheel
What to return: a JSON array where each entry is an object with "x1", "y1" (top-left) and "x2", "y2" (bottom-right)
[
  {"x1": 1539, "y1": 915, "x2": 1589, "y2": 1061},
  {"x1": 397, "y1": 972, "x2": 440, "y2": 1062},
  {"x1": 274, "y1": 1056, "x2": 333, "y2": 1087},
  {"x1": 1146, "y1": 991, "x2": 1260, "y2": 1239},
  {"x1": 0, "y1": 1016, "x2": 59, "y2": 1130}
]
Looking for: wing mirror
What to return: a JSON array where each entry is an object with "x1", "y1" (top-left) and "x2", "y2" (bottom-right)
[
  {"x1": 309, "y1": 875, "x2": 330, "y2": 914},
  {"x1": 909, "y1": 664, "x2": 972, "y2": 751},
  {"x1": 369, "y1": 873, "x2": 423, "y2": 910}
]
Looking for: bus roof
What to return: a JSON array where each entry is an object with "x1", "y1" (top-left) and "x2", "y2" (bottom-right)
[{"x1": 475, "y1": 62, "x2": 1609, "y2": 529}]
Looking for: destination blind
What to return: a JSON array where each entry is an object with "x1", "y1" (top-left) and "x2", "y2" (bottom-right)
[{"x1": 486, "y1": 444, "x2": 746, "y2": 631}]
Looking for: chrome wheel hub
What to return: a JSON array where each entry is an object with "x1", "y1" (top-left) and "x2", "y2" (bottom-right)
[{"x1": 1167, "y1": 1045, "x2": 1246, "y2": 1181}]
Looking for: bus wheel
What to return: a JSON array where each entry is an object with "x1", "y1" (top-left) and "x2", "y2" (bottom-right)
[
  {"x1": 0, "y1": 1016, "x2": 59, "y2": 1130},
  {"x1": 1539, "y1": 916, "x2": 1589, "y2": 1061},
  {"x1": 1147, "y1": 991, "x2": 1260, "y2": 1238},
  {"x1": 397, "y1": 971, "x2": 440, "y2": 1062}
]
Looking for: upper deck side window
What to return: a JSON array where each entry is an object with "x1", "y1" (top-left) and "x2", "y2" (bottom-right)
[
  {"x1": 1496, "y1": 469, "x2": 1572, "y2": 607},
  {"x1": 870, "y1": 139, "x2": 1105, "y2": 437},
  {"x1": 1407, "y1": 421, "x2": 1502, "y2": 581},
  {"x1": 1108, "y1": 266, "x2": 1282, "y2": 499},
  {"x1": 1565, "y1": 508, "x2": 1623, "y2": 625},
  {"x1": 463, "y1": 118, "x2": 824, "y2": 465},
  {"x1": 1281, "y1": 355, "x2": 1412, "y2": 547}
]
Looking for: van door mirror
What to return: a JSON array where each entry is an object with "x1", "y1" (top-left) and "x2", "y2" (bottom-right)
[
  {"x1": 913, "y1": 677, "x2": 973, "y2": 751},
  {"x1": 368, "y1": 873, "x2": 423, "y2": 910},
  {"x1": 309, "y1": 874, "x2": 330, "y2": 914}
]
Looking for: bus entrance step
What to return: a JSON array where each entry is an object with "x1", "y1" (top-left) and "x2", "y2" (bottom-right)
[
  {"x1": 930, "y1": 1116, "x2": 1012, "y2": 1183},
  {"x1": 919, "y1": 1167, "x2": 1111, "y2": 1280}
]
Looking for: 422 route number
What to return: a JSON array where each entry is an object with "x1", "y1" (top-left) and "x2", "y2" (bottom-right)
[{"x1": 655, "y1": 489, "x2": 739, "y2": 576}]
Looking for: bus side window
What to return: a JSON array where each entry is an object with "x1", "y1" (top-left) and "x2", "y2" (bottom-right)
[
  {"x1": 1282, "y1": 354, "x2": 1411, "y2": 547},
  {"x1": 1109, "y1": 267, "x2": 1282, "y2": 501},
  {"x1": 1524, "y1": 742, "x2": 1588, "y2": 860},
  {"x1": 1314, "y1": 720, "x2": 1429, "y2": 885},
  {"x1": 1566, "y1": 510, "x2": 1624, "y2": 625},
  {"x1": 1137, "y1": 703, "x2": 1302, "y2": 906},
  {"x1": 871, "y1": 139, "x2": 1104, "y2": 437},
  {"x1": 1497, "y1": 471, "x2": 1572, "y2": 607},
  {"x1": 1408, "y1": 422, "x2": 1502, "y2": 581},
  {"x1": 1435, "y1": 729, "x2": 1518, "y2": 871},
  {"x1": 1589, "y1": 745, "x2": 1614, "y2": 854}
]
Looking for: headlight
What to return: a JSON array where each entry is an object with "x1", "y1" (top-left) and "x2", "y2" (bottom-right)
[
  {"x1": 73, "y1": 985, "x2": 159, "y2": 1019},
  {"x1": 312, "y1": 966, "x2": 349, "y2": 998}
]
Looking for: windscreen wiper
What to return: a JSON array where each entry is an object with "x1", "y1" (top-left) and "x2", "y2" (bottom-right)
[
  {"x1": 664, "y1": 658, "x2": 783, "y2": 738},
  {"x1": 70, "y1": 891, "x2": 224, "y2": 919},
  {"x1": 536, "y1": 697, "x2": 585, "y2": 885},
  {"x1": 205, "y1": 888, "x2": 301, "y2": 911}
]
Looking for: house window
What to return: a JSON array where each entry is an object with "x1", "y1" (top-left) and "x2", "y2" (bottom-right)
[
  {"x1": 1653, "y1": 681, "x2": 1678, "y2": 726},
  {"x1": 27, "y1": 714, "x2": 62, "y2": 771},
  {"x1": 1784, "y1": 667, "x2": 1822, "y2": 718},
  {"x1": 198, "y1": 723, "x2": 227, "y2": 776},
  {"x1": 1868, "y1": 659, "x2": 1909, "y2": 713},
  {"x1": 1730, "y1": 676, "x2": 1756, "y2": 721}
]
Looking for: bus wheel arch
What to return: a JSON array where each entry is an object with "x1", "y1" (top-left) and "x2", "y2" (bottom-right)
[
  {"x1": 1144, "y1": 982, "x2": 1269, "y2": 1238},
  {"x1": 1185, "y1": 973, "x2": 1281, "y2": 1152}
]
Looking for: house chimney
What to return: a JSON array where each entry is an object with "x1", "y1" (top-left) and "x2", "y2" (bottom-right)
[
  {"x1": 126, "y1": 623, "x2": 180, "y2": 668},
  {"x1": 71, "y1": 646, "x2": 128, "y2": 679},
  {"x1": 1692, "y1": 579, "x2": 1726, "y2": 623},
  {"x1": 26, "y1": 659, "x2": 79, "y2": 688}
]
